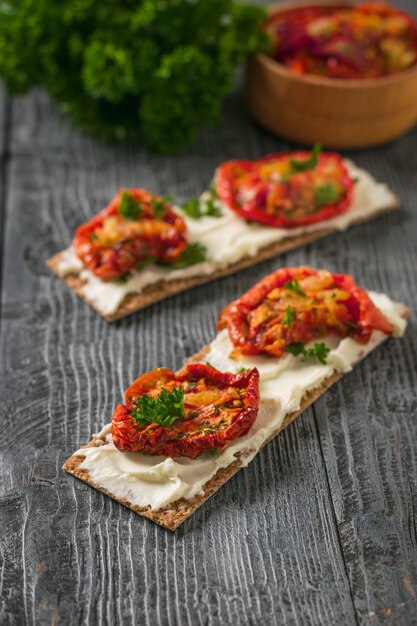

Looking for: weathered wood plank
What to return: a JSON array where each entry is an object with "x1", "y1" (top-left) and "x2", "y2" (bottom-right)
[
  {"x1": 311, "y1": 127, "x2": 417, "y2": 624},
  {"x1": 1, "y1": 0, "x2": 417, "y2": 621},
  {"x1": 0, "y1": 89, "x2": 359, "y2": 625},
  {"x1": 0, "y1": 81, "x2": 11, "y2": 340}
]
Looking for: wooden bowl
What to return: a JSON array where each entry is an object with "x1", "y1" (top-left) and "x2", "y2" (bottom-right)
[{"x1": 246, "y1": 0, "x2": 417, "y2": 149}]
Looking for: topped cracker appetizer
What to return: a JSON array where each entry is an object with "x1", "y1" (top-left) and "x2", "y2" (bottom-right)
[
  {"x1": 48, "y1": 146, "x2": 399, "y2": 320},
  {"x1": 63, "y1": 266, "x2": 409, "y2": 529}
]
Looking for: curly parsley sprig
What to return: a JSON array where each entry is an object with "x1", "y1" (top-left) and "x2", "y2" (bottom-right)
[
  {"x1": 289, "y1": 143, "x2": 322, "y2": 174},
  {"x1": 131, "y1": 386, "x2": 185, "y2": 428},
  {"x1": 284, "y1": 278, "x2": 305, "y2": 296},
  {"x1": 180, "y1": 198, "x2": 222, "y2": 219},
  {"x1": 0, "y1": 1, "x2": 268, "y2": 153},
  {"x1": 151, "y1": 196, "x2": 172, "y2": 218},
  {"x1": 286, "y1": 342, "x2": 330, "y2": 365},
  {"x1": 282, "y1": 306, "x2": 295, "y2": 326},
  {"x1": 119, "y1": 192, "x2": 143, "y2": 220},
  {"x1": 314, "y1": 182, "x2": 341, "y2": 209},
  {"x1": 166, "y1": 243, "x2": 207, "y2": 268}
]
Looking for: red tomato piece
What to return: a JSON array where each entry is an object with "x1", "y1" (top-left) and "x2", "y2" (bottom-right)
[
  {"x1": 73, "y1": 188, "x2": 187, "y2": 281},
  {"x1": 215, "y1": 151, "x2": 354, "y2": 228},
  {"x1": 217, "y1": 266, "x2": 393, "y2": 358},
  {"x1": 267, "y1": 3, "x2": 417, "y2": 79},
  {"x1": 112, "y1": 364, "x2": 260, "y2": 459}
]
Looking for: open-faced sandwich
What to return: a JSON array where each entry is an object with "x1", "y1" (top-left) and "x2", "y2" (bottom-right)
[
  {"x1": 63, "y1": 266, "x2": 409, "y2": 529},
  {"x1": 48, "y1": 146, "x2": 399, "y2": 320}
]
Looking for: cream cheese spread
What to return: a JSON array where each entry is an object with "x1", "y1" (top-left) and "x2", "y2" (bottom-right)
[
  {"x1": 74, "y1": 292, "x2": 407, "y2": 511},
  {"x1": 57, "y1": 161, "x2": 397, "y2": 316}
]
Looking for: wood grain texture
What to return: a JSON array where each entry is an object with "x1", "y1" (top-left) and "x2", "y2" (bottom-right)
[{"x1": 1, "y1": 0, "x2": 417, "y2": 620}]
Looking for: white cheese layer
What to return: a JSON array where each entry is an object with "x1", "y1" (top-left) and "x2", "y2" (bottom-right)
[
  {"x1": 74, "y1": 293, "x2": 407, "y2": 511},
  {"x1": 58, "y1": 161, "x2": 397, "y2": 315}
]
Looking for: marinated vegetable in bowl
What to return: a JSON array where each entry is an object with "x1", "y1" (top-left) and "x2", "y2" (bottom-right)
[{"x1": 267, "y1": 2, "x2": 417, "y2": 79}]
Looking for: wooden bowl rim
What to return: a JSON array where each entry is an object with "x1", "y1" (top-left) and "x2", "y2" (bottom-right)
[{"x1": 259, "y1": 0, "x2": 417, "y2": 90}]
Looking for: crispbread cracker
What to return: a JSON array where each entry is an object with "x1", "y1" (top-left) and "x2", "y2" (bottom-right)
[
  {"x1": 48, "y1": 200, "x2": 399, "y2": 322},
  {"x1": 63, "y1": 371, "x2": 342, "y2": 530},
  {"x1": 63, "y1": 303, "x2": 410, "y2": 530}
]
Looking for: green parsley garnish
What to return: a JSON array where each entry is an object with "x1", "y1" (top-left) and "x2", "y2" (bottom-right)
[
  {"x1": 284, "y1": 278, "x2": 305, "y2": 296},
  {"x1": 286, "y1": 341, "x2": 330, "y2": 365},
  {"x1": 131, "y1": 386, "x2": 185, "y2": 428},
  {"x1": 236, "y1": 366, "x2": 250, "y2": 373},
  {"x1": 136, "y1": 256, "x2": 157, "y2": 271},
  {"x1": 207, "y1": 182, "x2": 219, "y2": 198},
  {"x1": 289, "y1": 143, "x2": 322, "y2": 174},
  {"x1": 206, "y1": 199, "x2": 222, "y2": 217},
  {"x1": 114, "y1": 272, "x2": 131, "y2": 284},
  {"x1": 151, "y1": 195, "x2": 172, "y2": 218},
  {"x1": 282, "y1": 306, "x2": 295, "y2": 326},
  {"x1": 166, "y1": 243, "x2": 207, "y2": 268},
  {"x1": 209, "y1": 447, "x2": 219, "y2": 457},
  {"x1": 285, "y1": 342, "x2": 306, "y2": 357},
  {"x1": 180, "y1": 198, "x2": 222, "y2": 219},
  {"x1": 314, "y1": 182, "x2": 341, "y2": 209},
  {"x1": 118, "y1": 191, "x2": 143, "y2": 221}
]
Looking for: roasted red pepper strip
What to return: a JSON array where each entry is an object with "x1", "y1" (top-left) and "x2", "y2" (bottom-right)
[
  {"x1": 217, "y1": 266, "x2": 393, "y2": 358},
  {"x1": 112, "y1": 364, "x2": 260, "y2": 459},
  {"x1": 267, "y1": 3, "x2": 417, "y2": 79},
  {"x1": 215, "y1": 152, "x2": 354, "y2": 228},
  {"x1": 73, "y1": 188, "x2": 187, "y2": 281}
]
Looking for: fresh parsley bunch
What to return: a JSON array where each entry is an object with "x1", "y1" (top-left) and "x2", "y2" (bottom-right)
[{"x1": 0, "y1": 0, "x2": 267, "y2": 153}]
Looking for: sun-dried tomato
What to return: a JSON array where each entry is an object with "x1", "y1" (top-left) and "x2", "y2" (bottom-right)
[
  {"x1": 217, "y1": 266, "x2": 393, "y2": 357},
  {"x1": 73, "y1": 188, "x2": 187, "y2": 281},
  {"x1": 215, "y1": 151, "x2": 353, "y2": 228},
  {"x1": 112, "y1": 364, "x2": 260, "y2": 459}
]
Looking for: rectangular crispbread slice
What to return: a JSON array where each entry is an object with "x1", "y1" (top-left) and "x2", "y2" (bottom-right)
[
  {"x1": 63, "y1": 303, "x2": 410, "y2": 531},
  {"x1": 47, "y1": 200, "x2": 398, "y2": 322}
]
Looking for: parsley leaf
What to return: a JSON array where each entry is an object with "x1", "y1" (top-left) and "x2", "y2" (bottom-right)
[
  {"x1": 205, "y1": 199, "x2": 222, "y2": 217},
  {"x1": 114, "y1": 272, "x2": 131, "y2": 284},
  {"x1": 119, "y1": 192, "x2": 143, "y2": 221},
  {"x1": 180, "y1": 198, "x2": 222, "y2": 219},
  {"x1": 131, "y1": 386, "x2": 185, "y2": 429},
  {"x1": 136, "y1": 256, "x2": 157, "y2": 271},
  {"x1": 314, "y1": 182, "x2": 341, "y2": 209},
  {"x1": 285, "y1": 342, "x2": 306, "y2": 357},
  {"x1": 207, "y1": 182, "x2": 219, "y2": 198},
  {"x1": 305, "y1": 342, "x2": 331, "y2": 364},
  {"x1": 236, "y1": 366, "x2": 250, "y2": 373},
  {"x1": 282, "y1": 306, "x2": 295, "y2": 326},
  {"x1": 285, "y1": 341, "x2": 330, "y2": 364},
  {"x1": 284, "y1": 278, "x2": 305, "y2": 296},
  {"x1": 151, "y1": 195, "x2": 172, "y2": 219},
  {"x1": 289, "y1": 143, "x2": 322, "y2": 174},
  {"x1": 166, "y1": 243, "x2": 207, "y2": 268}
]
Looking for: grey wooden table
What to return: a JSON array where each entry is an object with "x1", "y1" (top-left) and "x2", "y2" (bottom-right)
[{"x1": 1, "y1": 4, "x2": 417, "y2": 624}]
